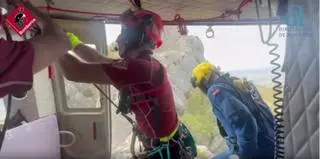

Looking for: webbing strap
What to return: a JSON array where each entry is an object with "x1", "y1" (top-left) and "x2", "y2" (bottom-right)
[
  {"x1": 2, "y1": 15, "x2": 12, "y2": 41},
  {"x1": 0, "y1": 6, "x2": 14, "y2": 151},
  {"x1": 159, "y1": 124, "x2": 179, "y2": 142},
  {"x1": 146, "y1": 143, "x2": 170, "y2": 159}
]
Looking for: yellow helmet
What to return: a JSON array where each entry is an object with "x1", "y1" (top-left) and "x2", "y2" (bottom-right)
[{"x1": 191, "y1": 61, "x2": 216, "y2": 87}]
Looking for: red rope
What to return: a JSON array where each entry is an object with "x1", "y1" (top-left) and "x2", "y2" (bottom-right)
[
  {"x1": 44, "y1": 3, "x2": 55, "y2": 80},
  {"x1": 37, "y1": 5, "x2": 120, "y2": 17},
  {"x1": 174, "y1": 14, "x2": 187, "y2": 35},
  {"x1": 129, "y1": 0, "x2": 141, "y2": 9},
  {"x1": 48, "y1": 64, "x2": 55, "y2": 79},
  {"x1": 238, "y1": 0, "x2": 253, "y2": 11}
]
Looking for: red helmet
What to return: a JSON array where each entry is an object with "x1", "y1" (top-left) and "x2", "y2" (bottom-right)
[{"x1": 120, "y1": 9, "x2": 164, "y2": 49}]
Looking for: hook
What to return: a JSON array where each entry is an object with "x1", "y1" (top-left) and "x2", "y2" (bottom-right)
[
  {"x1": 59, "y1": 130, "x2": 77, "y2": 148},
  {"x1": 206, "y1": 26, "x2": 214, "y2": 38},
  {"x1": 174, "y1": 14, "x2": 188, "y2": 35}
]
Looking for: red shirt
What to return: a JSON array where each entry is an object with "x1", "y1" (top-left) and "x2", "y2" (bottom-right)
[
  {"x1": 103, "y1": 55, "x2": 178, "y2": 138},
  {"x1": 0, "y1": 39, "x2": 35, "y2": 97}
]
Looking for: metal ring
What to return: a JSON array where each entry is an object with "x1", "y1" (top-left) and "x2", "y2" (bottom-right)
[
  {"x1": 206, "y1": 26, "x2": 214, "y2": 38},
  {"x1": 59, "y1": 130, "x2": 76, "y2": 148}
]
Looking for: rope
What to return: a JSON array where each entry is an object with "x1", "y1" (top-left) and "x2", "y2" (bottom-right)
[
  {"x1": 93, "y1": 84, "x2": 135, "y2": 125},
  {"x1": 129, "y1": 0, "x2": 142, "y2": 9},
  {"x1": 0, "y1": 10, "x2": 14, "y2": 151},
  {"x1": 44, "y1": 2, "x2": 55, "y2": 80},
  {"x1": 174, "y1": 14, "x2": 187, "y2": 35},
  {"x1": 36, "y1": 5, "x2": 119, "y2": 17},
  {"x1": 93, "y1": 84, "x2": 145, "y2": 159},
  {"x1": 35, "y1": 0, "x2": 253, "y2": 24}
]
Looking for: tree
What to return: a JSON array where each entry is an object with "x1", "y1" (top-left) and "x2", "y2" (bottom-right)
[{"x1": 181, "y1": 88, "x2": 227, "y2": 153}]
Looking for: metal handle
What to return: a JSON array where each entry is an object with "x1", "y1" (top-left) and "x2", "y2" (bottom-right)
[
  {"x1": 59, "y1": 130, "x2": 76, "y2": 148},
  {"x1": 206, "y1": 26, "x2": 214, "y2": 38}
]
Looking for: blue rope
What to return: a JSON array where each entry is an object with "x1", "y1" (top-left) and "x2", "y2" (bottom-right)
[{"x1": 146, "y1": 143, "x2": 170, "y2": 159}]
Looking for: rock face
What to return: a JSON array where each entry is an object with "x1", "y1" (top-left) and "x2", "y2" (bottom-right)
[{"x1": 153, "y1": 29, "x2": 205, "y2": 115}]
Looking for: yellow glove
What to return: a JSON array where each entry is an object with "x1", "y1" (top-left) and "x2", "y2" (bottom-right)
[{"x1": 66, "y1": 32, "x2": 83, "y2": 49}]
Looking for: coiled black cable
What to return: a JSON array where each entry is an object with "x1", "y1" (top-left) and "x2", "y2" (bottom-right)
[
  {"x1": 254, "y1": 0, "x2": 285, "y2": 158},
  {"x1": 269, "y1": 39, "x2": 285, "y2": 159}
]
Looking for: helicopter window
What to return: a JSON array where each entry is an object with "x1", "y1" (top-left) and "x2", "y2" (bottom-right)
[{"x1": 64, "y1": 44, "x2": 102, "y2": 109}]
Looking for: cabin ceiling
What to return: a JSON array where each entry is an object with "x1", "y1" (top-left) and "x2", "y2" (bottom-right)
[
  {"x1": 29, "y1": 0, "x2": 279, "y2": 22},
  {"x1": 0, "y1": 0, "x2": 280, "y2": 38}
]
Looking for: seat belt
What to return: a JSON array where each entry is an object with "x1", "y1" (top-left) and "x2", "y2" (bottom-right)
[{"x1": 216, "y1": 118, "x2": 228, "y2": 138}]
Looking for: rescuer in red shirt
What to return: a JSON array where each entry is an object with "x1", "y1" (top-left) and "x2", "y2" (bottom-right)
[
  {"x1": 57, "y1": 9, "x2": 197, "y2": 159},
  {"x1": 0, "y1": 0, "x2": 70, "y2": 98}
]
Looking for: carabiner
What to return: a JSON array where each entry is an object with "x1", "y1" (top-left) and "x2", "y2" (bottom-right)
[{"x1": 206, "y1": 26, "x2": 214, "y2": 38}]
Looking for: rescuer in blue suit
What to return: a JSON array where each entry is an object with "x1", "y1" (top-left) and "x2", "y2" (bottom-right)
[{"x1": 190, "y1": 62, "x2": 275, "y2": 159}]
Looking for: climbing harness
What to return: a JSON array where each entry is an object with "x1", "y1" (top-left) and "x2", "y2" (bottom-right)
[
  {"x1": 255, "y1": 0, "x2": 285, "y2": 158},
  {"x1": 94, "y1": 84, "x2": 166, "y2": 158},
  {"x1": 94, "y1": 82, "x2": 196, "y2": 159}
]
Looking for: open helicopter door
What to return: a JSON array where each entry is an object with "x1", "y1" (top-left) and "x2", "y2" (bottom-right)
[{"x1": 51, "y1": 19, "x2": 112, "y2": 159}]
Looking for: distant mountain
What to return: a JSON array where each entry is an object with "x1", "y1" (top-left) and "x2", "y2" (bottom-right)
[{"x1": 228, "y1": 67, "x2": 285, "y2": 88}]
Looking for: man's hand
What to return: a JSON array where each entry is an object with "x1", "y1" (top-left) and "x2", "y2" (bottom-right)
[
  {"x1": 66, "y1": 32, "x2": 83, "y2": 50},
  {"x1": 66, "y1": 31, "x2": 117, "y2": 64}
]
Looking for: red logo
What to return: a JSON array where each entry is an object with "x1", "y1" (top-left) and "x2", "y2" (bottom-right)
[
  {"x1": 5, "y1": 5, "x2": 36, "y2": 36},
  {"x1": 212, "y1": 89, "x2": 220, "y2": 96}
]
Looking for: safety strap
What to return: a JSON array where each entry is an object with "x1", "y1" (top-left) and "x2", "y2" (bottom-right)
[
  {"x1": 159, "y1": 124, "x2": 179, "y2": 142},
  {"x1": 216, "y1": 118, "x2": 228, "y2": 138},
  {"x1": 0, "y1": 9, "x2": 13, "y2": 151},
  {"x1": 146, "y1": 143, "x2": 170, "y2": 159}
]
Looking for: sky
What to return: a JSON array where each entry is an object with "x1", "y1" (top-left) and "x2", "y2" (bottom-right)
[{"x1": 105, "y1": 24, "x2": 287, "y2": 71}]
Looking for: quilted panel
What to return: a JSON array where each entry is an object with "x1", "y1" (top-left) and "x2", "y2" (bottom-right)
[
  {"x1": 306, "y1": 93, "x2": 319, "y2": 135},
  {"x1": 282, "y1": 37, "x2": 304, "y2": 72},
  {"x1": 283, "y1": 0, "x2": 319, "y2": 159},
  {"x1": 285, "y1": 62, "x2": 303, "y2": 100},
  {"x1": 296, "y1": 39, "x2": 315, "y2": 77},
  {"x1": 310, "y1": 129, "x2": 319, "y2": 159},
  {"x1": 288, "y1": 86, "x2": 305, "y2": 125},
  {"x1": 284, "y1": 134, "x2": 294, "y2": 159},
  {"x1": 291, "y1": 113, "x2": 309, "y2": 154},
  {"x1": 302, "y1": 59, "x2": 319, "y2": 105},
  {"x1": 296, "y1": 141, "x2": 312, "y2": 159},
  {"x1": 284, "y1": 105, "x2": 291, "y2": 135}
]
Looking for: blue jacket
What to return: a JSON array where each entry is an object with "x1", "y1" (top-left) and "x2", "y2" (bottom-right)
[{"x1": 207, "y1": 77, "x2": 275, "y2": 159}]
